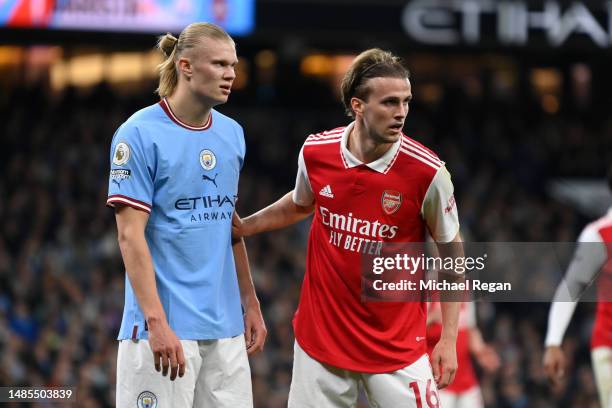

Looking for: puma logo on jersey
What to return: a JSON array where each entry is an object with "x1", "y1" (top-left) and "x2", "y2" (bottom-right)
[
  {"x1": 416, "y1": 336, "x2": 425, "y2": 342},
  {"x1": 319, "y1": 185, "x2": 334, "y2": 198},
  {"x1": 202, "y1": 173, "x2": 219, "y2": 187}
]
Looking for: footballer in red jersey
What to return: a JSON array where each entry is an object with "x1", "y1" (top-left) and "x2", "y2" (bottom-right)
[
  {"x1": 234, "y1": 49, "x2": 463, "y2": 407},
  {"x1": 544, "y1": 166, "x2": 612, "y2": 408},
  {"x1": 427, "y1": 302, "x2": 500, "y2": 408}
]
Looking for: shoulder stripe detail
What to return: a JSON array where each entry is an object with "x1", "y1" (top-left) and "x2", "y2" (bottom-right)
[
  {"x1": 307, "y1": 129, "x2": 345, "y2": 141},
  {"x1": 307, "y1": 132, "x2": 344, "y2": 141},
  {"x1": 399, "y1": 148, "x2": 442, "y2": 170},
  {"x1": 304, "y1": 137, "x2": 343, "y2": 146},
  {"x1": 318, "y1": 127, "x2": 345, "y2": 136},
  {"x1": 159, "y1": 98, "x2": 212, "y2": 131},
  {"x1": 401, "y1": 137, "x2": 440, "y2": 164},
  {"x1": 400, "y1": 142, "x2": 443, "y2": 166},
  {"x1": 107, "y1": 195, "x2": 152, "y2": 213}
]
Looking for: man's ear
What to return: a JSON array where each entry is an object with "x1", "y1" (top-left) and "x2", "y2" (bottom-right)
[
  {"x1": 351, "y1": 97, "x2": 364, "y2": 116},
  {"x1": 177, "y1": 57, "x2": 192, "y2": 78}
]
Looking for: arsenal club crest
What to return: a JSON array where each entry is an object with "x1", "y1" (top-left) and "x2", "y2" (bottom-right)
[{"x1": 381, "y1": 190, "x2": 402, "y2": 215}]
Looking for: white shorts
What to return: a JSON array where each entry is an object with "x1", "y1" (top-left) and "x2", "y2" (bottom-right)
[
  {"x1": 592, "y1": 346, "x2": 612, "y2": 408},
  {"x1": 288, "y1": 341, "x2": 439, "y2": 408},
  {"x1": 438, "y1": 386, "x2": 483, "y2": 408},
  {"x1": 116, "y1": 336, "x2": 252, "y2": 408}
]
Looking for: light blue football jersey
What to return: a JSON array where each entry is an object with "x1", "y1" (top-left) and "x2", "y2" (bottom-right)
[{"x1": 107, "y1": 98, "x2": 245, "y2": 340}]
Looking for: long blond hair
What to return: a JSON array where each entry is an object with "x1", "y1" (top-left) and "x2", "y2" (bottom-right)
[{"x1": 156, "y1": 23, "x2": 235, "y2": 98}]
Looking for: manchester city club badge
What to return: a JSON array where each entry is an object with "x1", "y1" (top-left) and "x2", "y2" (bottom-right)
[
  {"x1": 381, "y1": 190, "x2": 402, "y2": 215},
  {"x1": 112, "y1": 142, "x2": 130, "y2": 166},
  {"x1": 137, "y1": 391, "x2": 157, "y2": 408},
  {"x1": 200, "y1": 149, "x2": 217, "y2": 170}
]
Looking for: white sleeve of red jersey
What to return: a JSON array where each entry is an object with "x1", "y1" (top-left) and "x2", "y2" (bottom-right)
[
  {"x1": 464, "y1": 302, "x2": 476, "y2": 329},
  {"x1": 544, "y1": 224, "x2": 607, "y2": 346},
  {"x1": 292, "y1": 145, "x2": 314, "y2": 206},
  {"x1": 421, "y1": 166, "x2": 460, "y2": 243}
]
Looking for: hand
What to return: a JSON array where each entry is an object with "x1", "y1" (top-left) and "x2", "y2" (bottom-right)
[
  {"x1": 232, "y1": 212, "x2": 248, "y2": 239},
  {"x1": 475, "y1": 344, "x2": 500, "y2": 373},
  {"x1": 147, "y1": 318, "x2": 186, "y2": 381},
  {"x1": 244, "y1": 301, "x2": 267, "y2": 356},
  {"x1": 543, "y1": 345, "x2": 566, "y2": 386},
  {"x1": 430, "y1": 336, "x2": 457, "y2": 389}
]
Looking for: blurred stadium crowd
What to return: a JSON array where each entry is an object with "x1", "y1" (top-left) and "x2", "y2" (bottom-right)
[{"x1": 0, "y1": 57, "x2": 611, "y2": 407}]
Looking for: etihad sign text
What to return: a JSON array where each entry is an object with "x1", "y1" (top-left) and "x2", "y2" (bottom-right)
[{"x1": 402, "y1": 0, "x2": 612, "y2": 47}]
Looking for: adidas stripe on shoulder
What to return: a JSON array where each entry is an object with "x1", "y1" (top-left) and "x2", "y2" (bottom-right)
[
  {"x1": 305, "y1": 128, "x2": 344, "y2": 146},
  {"x1": 399, "y1": 136, "x2": 443, "y2": 170}
]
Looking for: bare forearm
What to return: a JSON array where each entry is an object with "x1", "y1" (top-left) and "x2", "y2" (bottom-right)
[
  {"x1": 118, "y1": 233, "x2": 166, "y2": 322},
  {"x1": 232, "y1": 237, "x2": 259, "y2": 308},
  {"x1": 437, "y1": 232, "x2": 464, "y2": 340},
  {"x1": 468, "y1": 327, "x2": 486, "y2": 354},
  {"x1": 440, "y1": 301, "x2": 460, "y2": 340},
  {"x1": 243, "y1": 191, "x2": 313, "y2": 236}
]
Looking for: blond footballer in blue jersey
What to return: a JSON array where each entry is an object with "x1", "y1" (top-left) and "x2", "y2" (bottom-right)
[{"x1": 107, "y1": 23, "x2": 266, "y2": 408}]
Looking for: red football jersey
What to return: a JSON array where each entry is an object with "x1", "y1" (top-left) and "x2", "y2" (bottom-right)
[
  {"x1": 592, "y1": 216, "x2": 612, "y2": 349},
  {"x1": 292, "y1": 123, "x2": 460, "y2": 373}
]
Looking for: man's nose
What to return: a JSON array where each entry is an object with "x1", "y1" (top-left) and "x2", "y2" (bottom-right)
[
  {"x1": 396, "y1": 105, "x2": 408, "y2": 119},
  {"x1": 224, "y1": 67, "x2": 236, "y2": 80}
]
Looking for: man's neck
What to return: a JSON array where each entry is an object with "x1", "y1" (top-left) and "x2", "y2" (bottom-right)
[
  {"x1": 348, "y1": 120, "x2": 394, "y2": 164},
  {"x1": 166, "y1": 87, "x2": 212, "y2": 127}
]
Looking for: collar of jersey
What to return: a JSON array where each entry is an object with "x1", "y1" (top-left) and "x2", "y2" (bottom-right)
[
  {"x1": 159, "y1": 98, "x2": 212, "y2": 131},
  {"x1": 340, "y1": 122, "x2": 402, "y2": 174}
]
